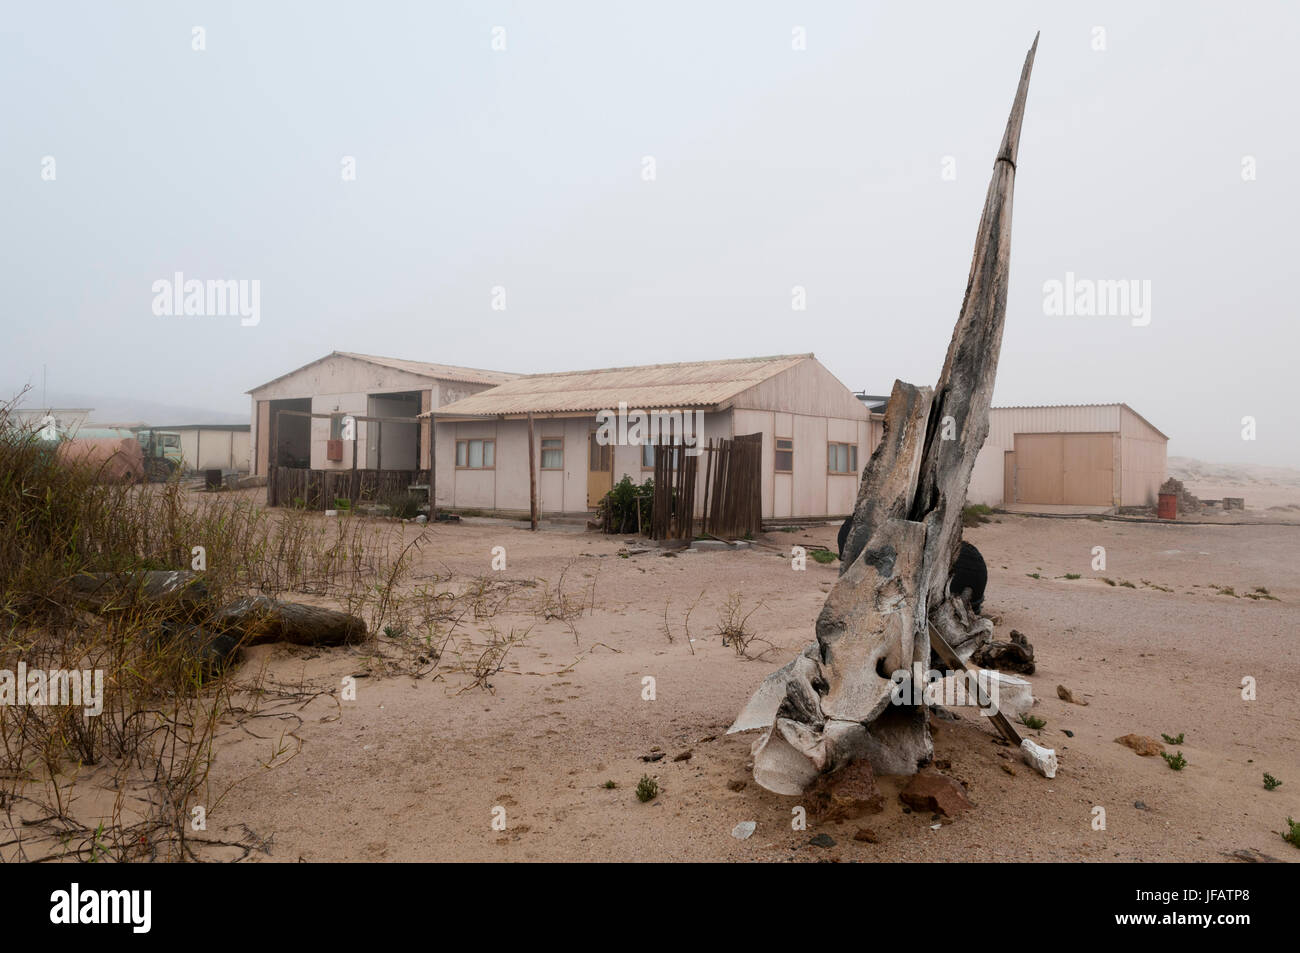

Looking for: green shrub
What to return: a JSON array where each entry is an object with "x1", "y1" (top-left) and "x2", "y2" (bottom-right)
[
  {"x1": 602, "y1": 476, "x2": 653, "y2": 535},
  {"x1": 1284, "y1": 817, "x2": 1300, "y2": 848},
  {"x1": 810, "y1": 549, "x2": 836, "y2": 564},
  {"x1": 1161, "y1": 732, "x2": 1184, "y2": 746},
  {"x1": 636, "y1": 775, "x2": 659, "y2": 802},
  {"x1": 1264, "y1": 773, "x2": 1282, "y2": 791},
  {"x1": 1018, "y1": 713, "x2": 1045, "y2": 730},
  {"x1": 1162, "y1": 750, "x2": 1187, "y2": 771}
]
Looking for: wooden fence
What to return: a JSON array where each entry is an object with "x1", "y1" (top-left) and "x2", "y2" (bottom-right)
[
  {"x1": 650, "y1": 443, "x2": 698, "y2": 540},
  {"x1": 267, "y1": 467, "x2": 429, "y2": 510},
  {"x1": 650, "y1": 433, "x2": 762, "y2": 541}
]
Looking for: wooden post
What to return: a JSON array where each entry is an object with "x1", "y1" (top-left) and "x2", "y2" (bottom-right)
[
  {"x1": 351, "y1": 419, "x2": 358, "y2": 504},
  {"x1": 267, "y1": 408, "x2": 280, "y2": 506},
  {"x1": 527, "y1": 412, "x2": 538, "y2": 531},
  {"x1": 430, "y1": 414, "x2": 437, "y2": 521}
]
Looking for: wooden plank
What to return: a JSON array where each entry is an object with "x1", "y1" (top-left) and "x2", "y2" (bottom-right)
[{"x1": 928, "y1": 621, "x2": 1023, "y2": 747}]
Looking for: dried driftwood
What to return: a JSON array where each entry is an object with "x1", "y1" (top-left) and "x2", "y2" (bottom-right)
[
  {"x1": 67, "y1": 571, "x2": 367, "y2": 650},
  {"x1": 730, "y1": 36, "x2": 1039, "y2": 794}
]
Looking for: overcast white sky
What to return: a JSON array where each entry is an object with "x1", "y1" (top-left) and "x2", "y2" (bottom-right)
[{"x1": 2, "y1": 1, "x2": 1297, "y2": 464}]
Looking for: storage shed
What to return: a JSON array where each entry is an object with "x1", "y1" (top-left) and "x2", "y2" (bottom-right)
[{"x1": 967, "y1": 403, "x2": 1168, "y2": 508}]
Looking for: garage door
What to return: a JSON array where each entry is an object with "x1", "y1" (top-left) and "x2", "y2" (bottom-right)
[{"x1": 1012, "y1": 433, "x2": 1116, "y2": 505}]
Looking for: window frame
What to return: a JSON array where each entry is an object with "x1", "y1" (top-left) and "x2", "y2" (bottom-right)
[
  {"x1": 455, "y1": 437, "x2": 496, "y2": 470},
  {"x1": 540, "y1": 435, "x2": 564, "y2": 470},
  {"x1": 774, "y1": 437, "x2": 794, "y2": 474},
  {"x1": 827, "y1": 441, "x2": 858, "y2": 475}
]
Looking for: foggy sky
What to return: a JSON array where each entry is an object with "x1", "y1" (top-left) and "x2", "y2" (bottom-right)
[{"x1": 2, "y1": 1, "x2": 1297, "y2": 465}]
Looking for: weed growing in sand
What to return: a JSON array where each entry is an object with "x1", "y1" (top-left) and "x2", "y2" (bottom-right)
[
  {"x1": 962, "y1": 504, "x2": 992, "y2": 527},
  {"x1": 1162, "y1": 751, "x2": 1188, "y2": 771},
  {"x1": 1018, "y1": 713, "x2": 1046, "y2": 730},
  {"x1": 1102, "y1": 578, "x2": 1116, "y2": 586},
  {"x1": 1213, "y1": 585, "x2": 1238, "y2": 597},
  {"x1": 603, "y1": 780, "x2": 617, "y2": 789},
  {"x1": 1264, "y1": 773, "x2": 1282, "y2": 791},
  {"x1": 636, "y1": 775, "x2": 659, "y2": 802},
  {"x1": 714, "y1": 592, "x2": 772, "y2": 659},
  {"x1": 1283, "y1": 818, "x2": 1300, "y2": 848},
  {"x1": 1062, "y1": 573, "x2": 1081, "y2": 580},
  {"x1": 1119, "y1": 580, "x2": 1137, "y2": 589},
  {"x1": 1142, "y1": 579, "x2": 1173, "y2": 592},
  {"x1": 809, "y1": 549, "x2": 836, "y2": 565},
  {"x1": 1161, "y1": 732, "x2": 1184, "y2": 746},
  {"x1": 1026, "y1": 573, "x2": 1040, "y2": 579},
  {"x1": 1247, "y1": 587, "x2": 1279, "y2": 601}
]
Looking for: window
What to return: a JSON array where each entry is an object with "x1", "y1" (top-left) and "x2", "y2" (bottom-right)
[
  {"x1": 643, "y1": 443, "x2": 680, "y2": 470},
  {"x1": 828, "y1": 442, "x2": 858, "y2": 474},
  {"x1": 540, "y1": 437, "x2": 563, "y2": 470},
  {"x1": 775, "y1": 437, "x2": 794, "y2": 473},
  {"x1": 456, "y1": 438, "x2": 495, "y2": 469},
  {"x1": 329, "y1": 413, "x2": 345, "y2": 440}
]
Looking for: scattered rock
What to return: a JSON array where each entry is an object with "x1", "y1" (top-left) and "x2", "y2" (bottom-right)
[
  {"x1": 731, "y1": 821, "x2": 757, "y2": 840},
  {"x1": 1115, "y1": 734, "x2": 1165, "y2": 757},
  {"x1": 808, "y1": 760, "x2": 885, "y2": 821},
  {"x1": 808, "y1": 833, "x2": 835, "y2": 848},
  {"x1": 1056, "y1": 684, "x2": 1089, "y2": 705},
  {"x1": 899, "y1": 772, "x2": 974, "y2": 818},
  {"x1": 640, "y1": 752, "x2": 666, "y2": 762},
  {"x1": 1062, "y1": 729, "x2": 1074, "y2": 738},
  {"x1": 1020, "y1": 739, "x2": 1058, "y2": 778},
  {"x1": 672, "y1": 750, "x2": 692, "y2": 762},
  {"x1": 726, "y1": 779, "x2": 748, "y2": 792},
  {"x1": 853, "y1": 827, "x2": 879, "y2": 843},
  {"x1": 970, "y1": 629, "x2": 1035, "y2": 674},
  {"x1": 1134, "y1": 801, "x2": 1149, "y2": 811},
  {"x1": 1221, "y1": 848, "x2": 1281, "y2": 863},
  {"x1": 1001, "y1": 763, "x2": 1016, "y2": 776}
]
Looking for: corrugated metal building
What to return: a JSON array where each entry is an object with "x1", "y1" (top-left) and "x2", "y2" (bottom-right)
[
  {"x1": 425, "y1": 354, "x2": 876, "y2": 519},
  {"x1": 967, "y1": 403, "x2": 1168, "y2": 508},
  {"x1": 247, "y1": 352, "x2": 518, "y2": 474}
]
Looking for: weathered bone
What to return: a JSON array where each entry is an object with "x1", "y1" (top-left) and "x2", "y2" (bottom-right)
[{"x1": 731, "y1": 35, "x2": 1039, "y2": 792}]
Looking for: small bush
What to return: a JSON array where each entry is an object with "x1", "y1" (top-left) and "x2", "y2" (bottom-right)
[
  {"x1": 962, "y1": 504, "x2": 993, "y2": 528},
  {"x1": 1263, "y1": 773, "x2": 1282, "y2": 791},
  {"x1": 380, "y1": 491, "x2": 425, "y2": 520},
  {"x1": 1283, "y1": 817, "x2": 1300, "y2": 848},
  {"x1": 636, "y1": 775, "x2": 659, "y2": 802},
  {"x1": 603, "y1": 780, "x2": 618, "y2": 790},
  {"x1": 1162, "y1": 750, "x2": 1187, "y2": 771},
  {"x1": 1019, "y1": 713, "x2": 1046, "y2": 730},
  {"x1": 602, "y1": 476, "x2": 653, "y2": 535},
  {"x1": 1063, "y1": 573, "x2": 1081, "y2": 580},
  {"x1": 1161, "y1": 732, "x2": 1184, "y2": 746},
  {"x1": 809, "y1": 549, "x2": 836, "y2": 564}
]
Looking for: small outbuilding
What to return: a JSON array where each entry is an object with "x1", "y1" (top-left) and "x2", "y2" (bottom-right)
[{"x1": 967, "y1": 403, "x2": 1168, "y2": 508}]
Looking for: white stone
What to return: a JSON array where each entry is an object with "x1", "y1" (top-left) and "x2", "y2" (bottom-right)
[
  {"x1": 1020, "y1": 738, "x2": 1058, "y2": 778},
  {"x1": 731, "y1": 820, "x2": 757, "y2": 840}
]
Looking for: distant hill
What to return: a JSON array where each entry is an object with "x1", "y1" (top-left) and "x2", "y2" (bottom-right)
[
  {"x1": 1168, "y1": 456, "x2": 1300, "y2": 488},
  {"x1": 8, "y1": 390, "x2": 246, "y2": 427}
]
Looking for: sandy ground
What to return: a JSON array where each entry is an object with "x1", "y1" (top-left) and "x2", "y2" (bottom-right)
[{"x1": 177, "y1": 507, "x2": 1300, "y2": 862}]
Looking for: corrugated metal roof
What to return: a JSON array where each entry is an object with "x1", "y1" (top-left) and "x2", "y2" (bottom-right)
[
  {"x1": 992, "y1": 402, "x2": 1167, "y2": 440},
  {"x1": 248, "y1": 351, "x2": 520, "y2": 393},
  {"x1": 424, "y1": 354, "x2": 813, "y2": 417}
]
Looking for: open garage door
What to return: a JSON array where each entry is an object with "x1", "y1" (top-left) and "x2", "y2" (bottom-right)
[{"x1": 1012, "y1": 432, "x2": 1116, "y2": 505}]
